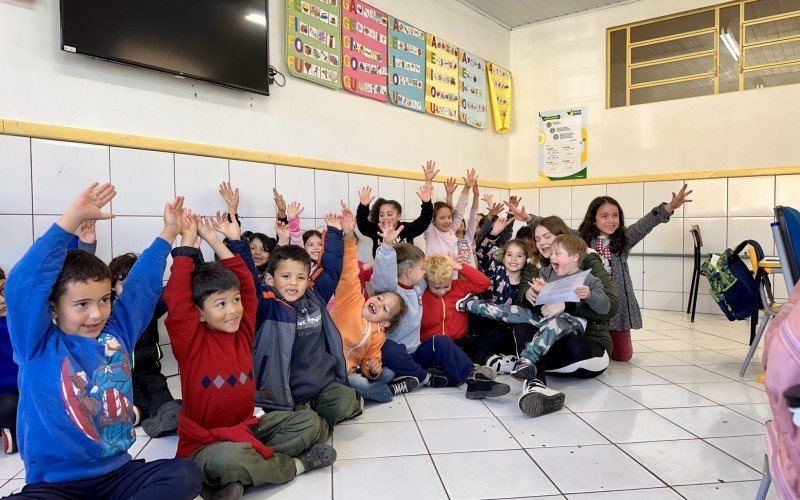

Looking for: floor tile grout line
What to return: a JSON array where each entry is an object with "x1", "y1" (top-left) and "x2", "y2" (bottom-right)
[{"x1": 405, "y1": 393, "x2": 453, "y2": 500}]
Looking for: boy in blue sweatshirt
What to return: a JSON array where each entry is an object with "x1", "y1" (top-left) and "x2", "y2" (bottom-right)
[
  {"x1": 0, "y1": 267, "x2": 18, "y2": 454},
  {"x1": 6, "y1": 183, "x2": 201, "y2": 498}
]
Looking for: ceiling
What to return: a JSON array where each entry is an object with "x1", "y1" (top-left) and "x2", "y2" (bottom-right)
[{"x1": 456, "y1": 0, "x2": 639, "y2": 30}]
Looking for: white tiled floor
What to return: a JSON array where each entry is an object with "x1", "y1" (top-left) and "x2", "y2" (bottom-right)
[{"x1": 0, "y1": 309, "x2": 777, "y2": 499}]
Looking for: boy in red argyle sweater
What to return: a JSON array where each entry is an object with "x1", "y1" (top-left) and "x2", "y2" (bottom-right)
[{"x1": 164, "y1": 210, "x2": 335, "y2": 500}]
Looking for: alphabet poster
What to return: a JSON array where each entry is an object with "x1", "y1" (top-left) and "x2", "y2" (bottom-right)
[
  {"x1": 388, "y1": 16, "x2": 426, "y2": 113},
  {"x1": 286, "y1": 0, "x2": 343, "y2": 89},
  {"x1": 486, "y1": 61, "x2": 512, "y2": 133},
  {"x1": 458, "y1": 50, "x2": 487, "y2": 129},
  {"x1": 341, "y1": 0, "x2": 388, "y2": 102},
  {"x1": 538, "y1": 106, "x2": 588, "y2": 180},
  {"x1": 424, "y1": 34, "x2": 459, "y2": 121}
]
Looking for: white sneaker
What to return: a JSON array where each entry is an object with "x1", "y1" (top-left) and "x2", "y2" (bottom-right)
[
  {"x1": 517, "y1": 380, "x2": 565, "y2": 418},
  {"x1": 486, "y1": 354, "x2": 519, "y2": 375}
]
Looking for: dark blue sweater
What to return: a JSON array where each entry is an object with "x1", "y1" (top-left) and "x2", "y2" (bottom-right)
[
  {"x1": 6, "y1": 223, "x2": 170, "y2": 484},
  {"x1": 0, "y1": 317, "x2": 17, "y2": 394}
]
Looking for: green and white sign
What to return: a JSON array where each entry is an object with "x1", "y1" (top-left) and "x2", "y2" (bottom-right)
[{"x1": 537, "y1": 106, "x2": 587, "y2": 180}]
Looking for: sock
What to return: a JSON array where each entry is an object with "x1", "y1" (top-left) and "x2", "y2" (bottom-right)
[
  {"x1": 422, "y1": 373, "x2": 431, "y2": 385},
  {"x1": 294, "y1": 458, "x2": 306, "y2": 475},
  {"x1": 467, "y1": 371, "x2": 478, "y2": 383}
]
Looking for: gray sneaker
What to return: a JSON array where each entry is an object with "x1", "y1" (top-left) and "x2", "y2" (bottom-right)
[{"x1": 518, "y1": 380, "x2": 565, "y2": 418}]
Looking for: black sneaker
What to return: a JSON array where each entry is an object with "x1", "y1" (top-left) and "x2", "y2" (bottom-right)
[
  {"x1": 510, "y1": 361, "x2": 538, "y2": 382},
  {"x1": 141, "y1": 399, "x2": 182, "y2": 438},
  {"x1": 425, "y1": 368, "x2": 463, "y2": 388},
  {"x1": 518, "y1": 379, "x2": 565, "y2": 418},
  {"x1": 465, "y1": 373, "x2": 511, "y2": 400},
  {"x1": 298, "y1": 443, "x2": 337, "y2": 472},
  {"x1": 389, "y1": 376, "x2": 420, "y2": 395},
  {"x1": 200, "y1": 481, "x2": 244, "y2": 500},
  {"x1": 455, "y1": 292, "x2": 477, "y2": 312}
]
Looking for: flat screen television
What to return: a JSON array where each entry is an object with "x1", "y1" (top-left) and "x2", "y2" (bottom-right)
[{"x1": 60, "y1": 0, "x2": 270, "y2": 95}]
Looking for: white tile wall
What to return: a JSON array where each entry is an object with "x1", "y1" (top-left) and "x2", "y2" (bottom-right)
[
  {"x1": 643, "y1": 291, "x2": 684, "y2": 312},
  {"x1": 683, "y1": 218, "x2": 728, "y2": 254},
  {"x1": 0, "y1": 215, "x2": 33, "y2": 273},
  {"x1": 229, "y1": 160, "x2": 275, "y2": 218},
  {"x1": 347, "y1": 173, "x2": 378, "y2": 210},
  {"x1": 239, "y1": 217, "x2": 277, "y2": 239},
  {"x1": 403, "y1": 179, "x2": 424, "y2": 219},
  {"x1": 775, "y1": 174, "x2": 800, "y2": 209},
  {"x1": 727, "y1": 217, "x2": 775, "y2": 255},
  {"x1": 275, "y1": 165, "x2": 316, "y2": 219},
  {"x1": 377, "y1": 177, "x2": 405, "y2": 210},
  {"x1": 513, "y1": 188, "x2": 540, "y2": 218},
  {"x1": 571, "y1": 185, "x2": 606, "y2": 221},
  {"x1": 642, "y1": 218, "x2": 684, "y2": 255},
  {"x1": 0, "y1": 135, "x2": 32, "y2": 214},
  {"x1": 644, "y1": 181, "x2": 686, "y2": 217},
  {"x1": 540, "y1": 186, "x2": 571, "y2": 220},
  {"x1": 31, "y1": 140, "x2": 110, "y2": 214},
  {"x1": 315, "y1": 170, "x2": 349, "y2": 218},
  {"x1": 607, "y1": 183, "x2": 644, "y2": 219},
  {"x1": 111, "y1": 148, "x2": 175, "y2": 216},
  {"x1": 643, "y1": 257, "x2": 683, "y2": 293},
  {"x1": 33, "y1": 215, "x2": 113, "y2": 264},
  {"x1": 174, "y1": 154, "x2": 229, "y2": 215},
  {"x1": 683, "y1": 178, "x2": 728, "y2": 218},
  {"x1": 628, "y1": 255, "x2": 644, "y2": 291},
  {"x1": 727, "y1": 176, "x2": 775, "y2": 217}
]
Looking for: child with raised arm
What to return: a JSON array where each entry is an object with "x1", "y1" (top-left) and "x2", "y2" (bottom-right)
[
  {"x1": 356, "y1": 161, "x2": 437, "y2": 256},
  {"x1": 424, "y1": 169, "x2": 476, "y2": 257},
  {"x1": 6, "y1": 183, "x2": 201, "y2": 498},
  {"x1": 332, "y1": 205, "x2": 417, "y2": 402},
  {"x1": 373, "y1": 223, "x2": 510, "y2": 400}
]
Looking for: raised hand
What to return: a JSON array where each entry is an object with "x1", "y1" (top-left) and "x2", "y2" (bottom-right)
[
  {"x1": 482, "y1": 193, "x2": 494, "y2": 208},
  {"x1": 358, "y1": 186, "x2": 375, "y2": 207},
  {"x1": 180, "y1": 208, "x2": 199, "y2": 247},
  {"x1": 286, "y1": 201, "x2": 305, "y2": 220},
  {"x1": 196, "y1": 216, "x2": 219, "y2": 243},
  {"x1": 340, "y1": 199, "x2": 354, "y2": 218},
  {"x1": 444, "y1": 177, "x2": 458, "y2": 196},
  {"x1": 342, "y1": 208, "x2": 356, "y2": 238},
  {"x1": 211, "y1": 210, "x2": 241, "y2": 241},
  {"x1": 508, "y1": 195, "x2": 522, "y2": 208},
  {"x1": 472, "y1": 178, "x2": 480, "y2": 196},
  {"x1": 417, "y1": 184, "x2": 433, "y2": 203},
  {"x1": 325, "y1": 212, "x2": 342, "y2": 230},
  {"x1": 486, "y1": 201, "x2": 503, "y2": 219},
  {"x1": 447, "y1": 253, "x2": 465, "y2": 271},
  {"x1": 76, "y1": 220, "x2": 97, "y2": 244},
  {"x1": 422, "y1": 160, "x2": 439, "y2": 184},
  {"x1": 218, "y1": 181, "x2": 240, "y2": 214},
  {"x1": 275, "y1": 220, "x2": 290, "y2": 244},
  {"x1": 160, "y1": 196, "x2": 185, "y2": 244},
  {"x1": 531, "y1": 277, "x2": 547, "y2": 293},
  {"x1": 463, "y1": 168, "x2": 478, "y2": 190},
  {"x1": 505, "y1": 202, "x2": 530, "y2": 223},
  {"x1": 378, "y1": 221, "x2": 404, "y2": 245},
  {"x1": 58, "y1": 182, "x2": 116, "y2": 233},
  {"x1": 272, "y1": 188, "x2": 287, "y2": 216},
  {"x1": 490, "y1": 215, "x2": 515, "y2": 236},
  {"x1": 665, "y1": 184, "x2": 693, "y2": 213}
]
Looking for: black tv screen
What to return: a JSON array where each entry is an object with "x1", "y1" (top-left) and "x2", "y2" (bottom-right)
[{"x1": 60, "y1": 0, "x2": 270, "y2": 95}]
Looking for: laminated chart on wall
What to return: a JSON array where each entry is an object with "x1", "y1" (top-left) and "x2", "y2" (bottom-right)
[
  {"x1": 286, "y1": 0, "x2": 342, "y2": 89},
  {"x1": 486, "y1": 61, "x2": 512, "y2": 133},
  {"x1": 341, "y1": 0, "x2": 388, "y2": 102},
  {"x1": 388, "y1": 17, "x2": 426, "y2": 113},
  {"x1": 538, "y1": 106, "x2": 588, "y2": 181},
  {"x1": 459, "y1": 50, "x2": 487, "y2": 129},
  {"x1": 424, "y1": 34, "x2": 459, "y2": 121}
]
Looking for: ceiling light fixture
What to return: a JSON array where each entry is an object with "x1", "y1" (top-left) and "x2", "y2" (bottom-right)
[{"x1": 720, "y1": 27, "x2": 740, "y2": 61}]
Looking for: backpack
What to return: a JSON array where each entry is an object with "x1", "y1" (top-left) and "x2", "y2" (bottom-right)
[
  {"x1": 701, "y1": 239, "x2": 768, "y2": 321},
  {"x1": 763, "y1": 283, "x2": 800, "y2": 499}
]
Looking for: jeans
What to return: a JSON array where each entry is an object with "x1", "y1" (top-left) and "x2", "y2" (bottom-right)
[{"x1": 347, "y1": 369, "x2": 396, "y2": 404}]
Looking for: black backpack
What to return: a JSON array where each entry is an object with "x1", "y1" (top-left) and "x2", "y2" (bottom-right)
[{"x1": 701, "y1": 239, "x2": 768, "y2": 322}]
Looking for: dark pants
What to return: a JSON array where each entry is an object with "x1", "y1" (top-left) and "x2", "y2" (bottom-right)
[
  {"x1": 132, "y1": 372, "x2": 175, "y2": 419},
  {"x1": 514, "y1": 324, "x2": 609, "y2": 384},
  {"x1": 11, "y1": 458, "x2": 201, "y2": 499},
  {"x1": 0, "y1": 393, "x2": 18, "y2": 431},
  {"x1": 455, "y1": 323, "x2": 516, "y2": 365},
  {"x1": 381, "y1": 337, "x2": 474, "y2": 382}
]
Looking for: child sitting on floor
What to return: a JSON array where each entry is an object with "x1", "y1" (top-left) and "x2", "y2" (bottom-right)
[
  {"x1": 6, "y1": 184, "x2": 201, "y2": 498},
  {"x1": 165, "y1": 210, "x2": 334, "y2": 500},
  {"x1": 332, "y1": 205, "x2": 417, "y2": 403}
]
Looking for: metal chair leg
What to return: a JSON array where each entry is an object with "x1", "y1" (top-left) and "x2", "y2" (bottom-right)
[
  {"x1": 740, "y1": 312, "x2": 770, "y2": 376},
  {"x1": 690, "y1": 274, "x2": 699, "y2": 322},
  {"x1": 755, "y1": 453, "x2": 771, "y2": 500}
]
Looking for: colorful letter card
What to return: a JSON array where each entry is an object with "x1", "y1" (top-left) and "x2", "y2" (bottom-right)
[
  {"x1": 459, "y1": 50, "x2": 487, "y2": 129},
  {"x1": 286, "y1": 0, "x2": 343, "y2": 89},
  {"x1": 486, "y1": 61, "x2": 512, "y2": 133},
  {"x1": 341, "y1": 0, "x2": 388, "y2": 102},
  {"x1": 424, "y1": 34, "x2": 459, "y2": 121},
  {"x1": 388, "y1": 16, "x2": 426, "y2": 113}
]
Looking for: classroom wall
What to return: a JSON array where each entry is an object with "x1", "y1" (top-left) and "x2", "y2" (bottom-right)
[
  {"x1": 508, "y1": 0, "x2": 800, "y2": 183},
  {"x1": 0, "y1": 0, "x2": 510, "y2": 180}
]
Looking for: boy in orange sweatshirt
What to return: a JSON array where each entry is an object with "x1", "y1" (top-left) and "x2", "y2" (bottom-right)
[
  {"x1": 421, "y1": 254, "x2": 491, "y2": 343},
  {"x1": 332, "y1": 206, "x2": 417, "y2": 403}
]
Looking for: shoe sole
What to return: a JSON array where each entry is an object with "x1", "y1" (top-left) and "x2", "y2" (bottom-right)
[
  {"x1": 518, "y1": 390, "x2": 565, "y2": 418},
  {"x1": 301, "y1": 445, "x2": 337, "y2": 471},
  {"x1": 511, "y1": 364, "x2": 538, "y2": 382},
  {"x1": 2, "y1": 428, "x2": 13, "y2": 454},
  {"x1": 465, "y1": 383, "x2": 511, "y2": 400},
  {"x1": 141, "y1": 400, "x2": 181, "y2": 438}
]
